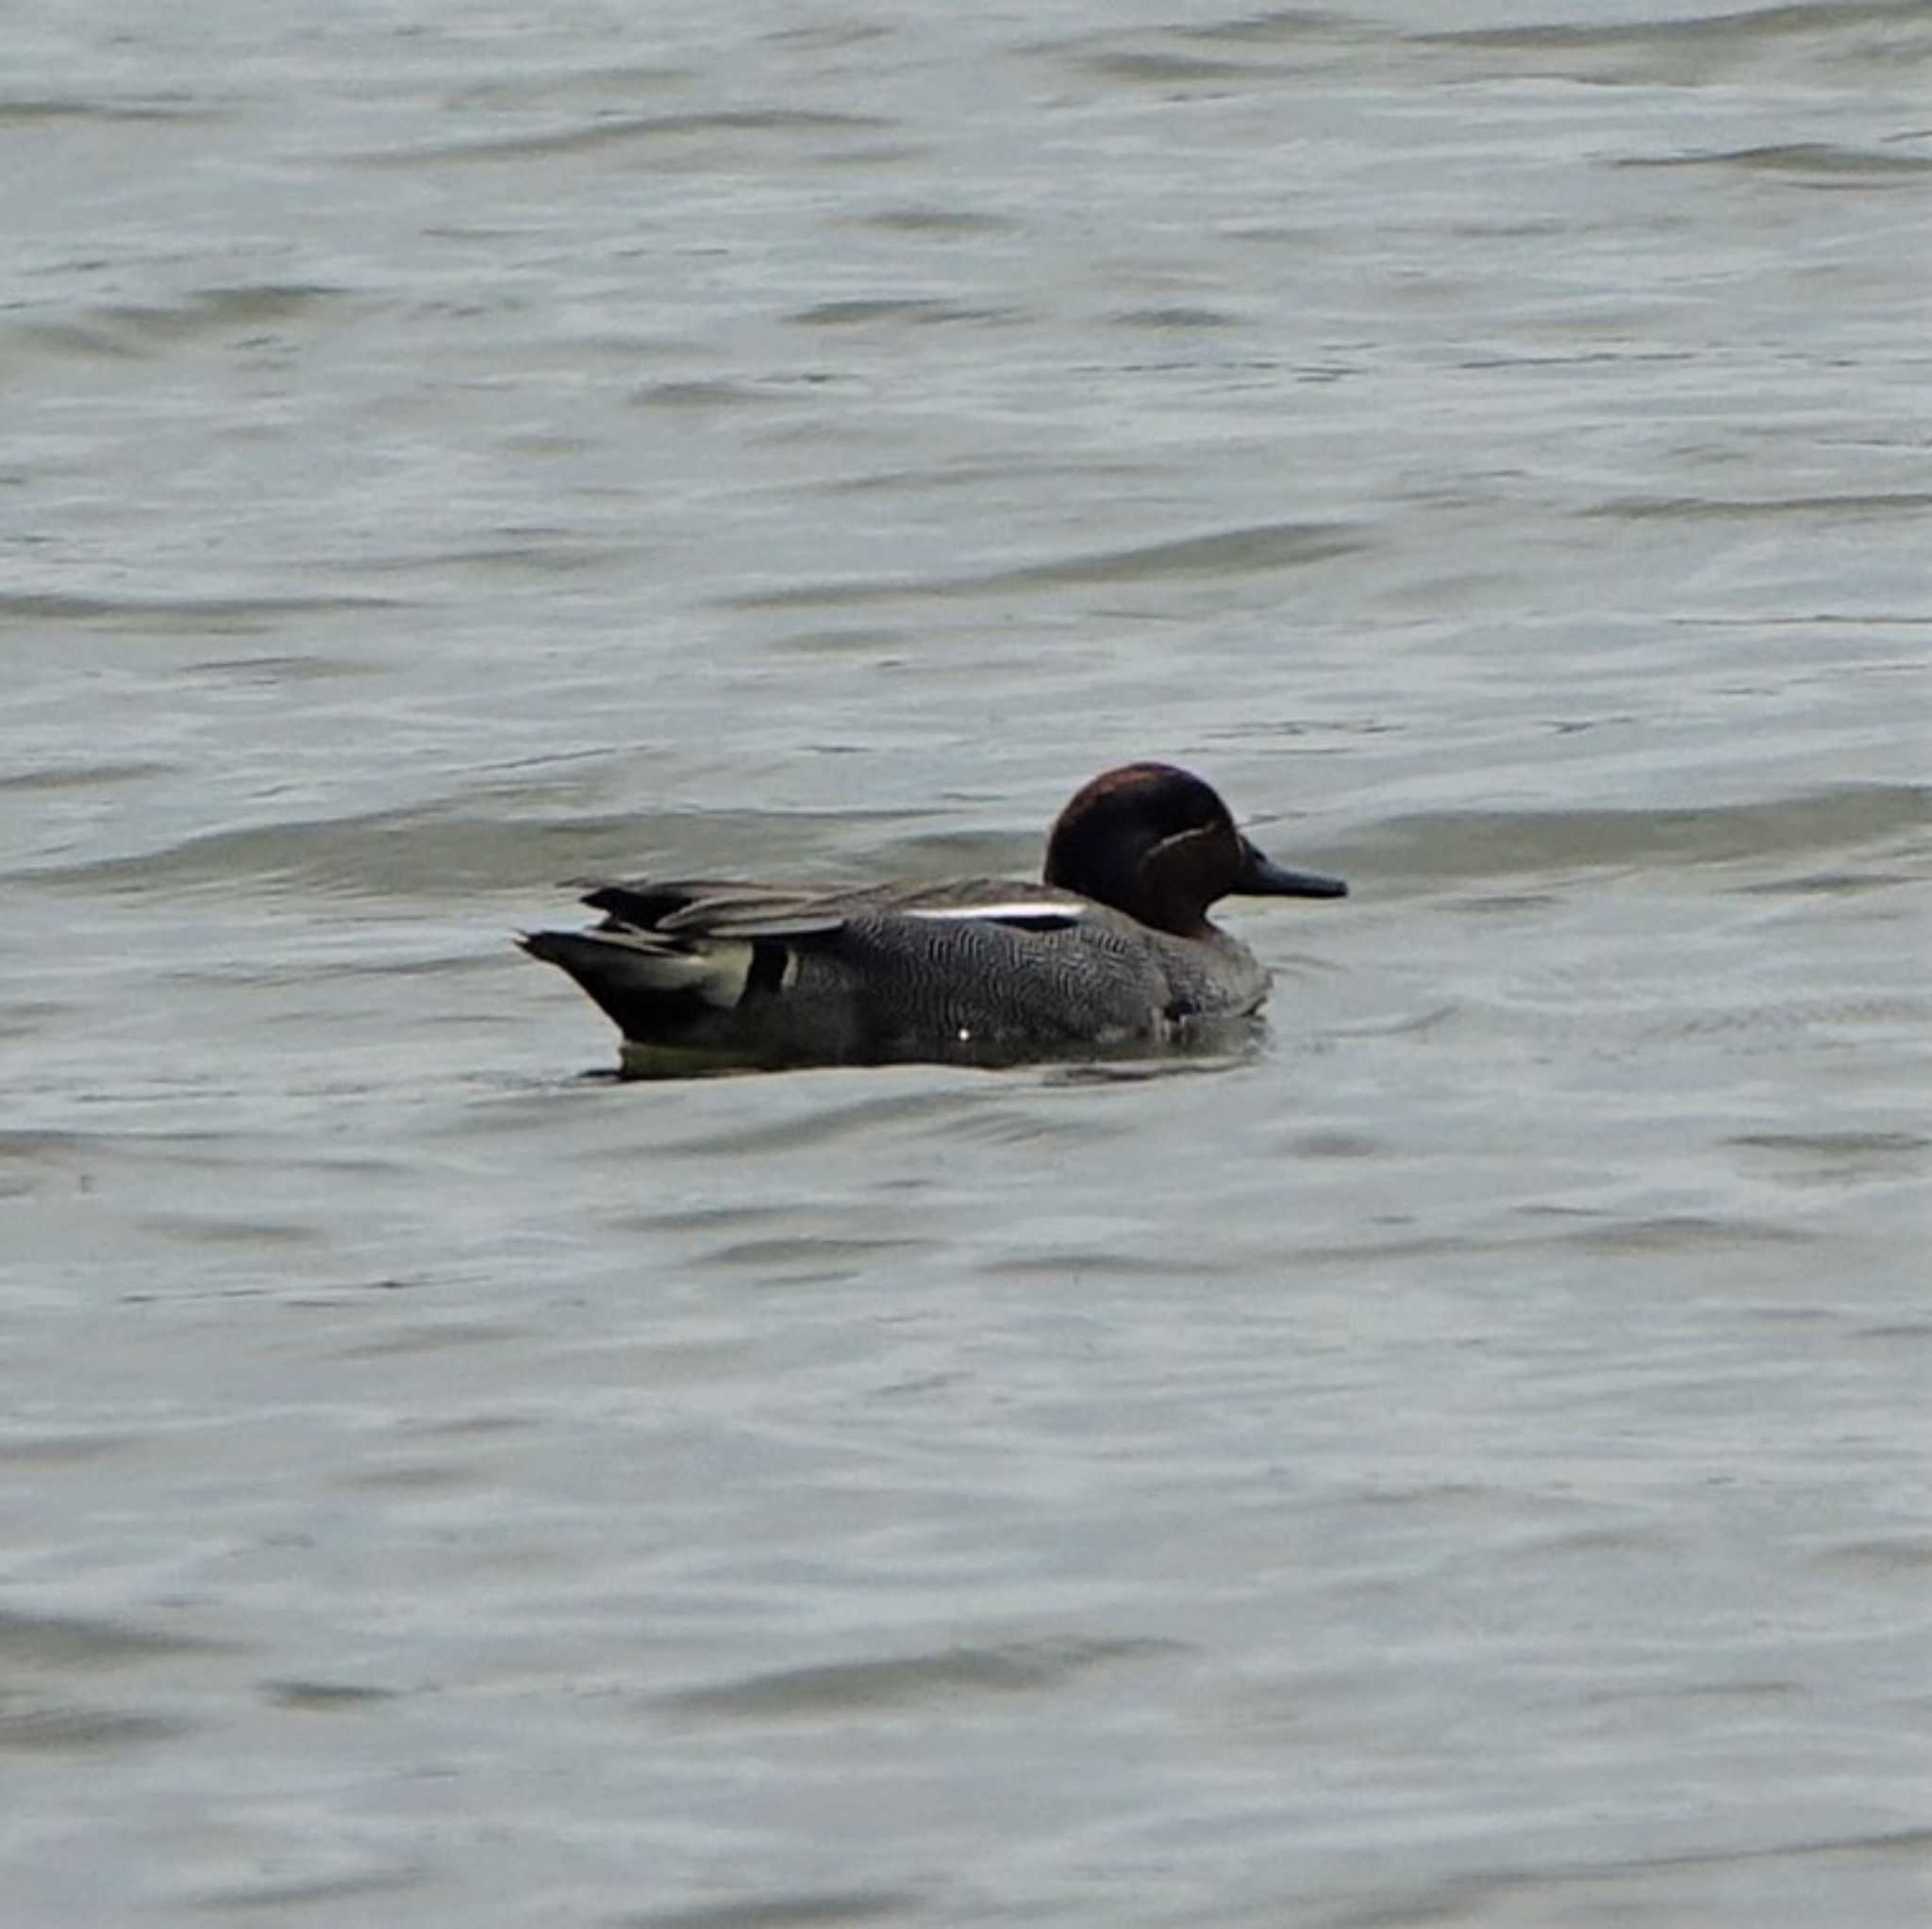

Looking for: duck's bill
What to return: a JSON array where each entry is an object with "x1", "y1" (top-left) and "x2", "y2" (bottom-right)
[{"x1": 1237, "y1": 840, "x2": 1348, "y2": 899}]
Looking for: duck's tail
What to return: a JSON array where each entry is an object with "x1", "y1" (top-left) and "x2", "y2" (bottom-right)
[{"x1": 517, "y1": 928, "x2": 755, "y2": 1041}]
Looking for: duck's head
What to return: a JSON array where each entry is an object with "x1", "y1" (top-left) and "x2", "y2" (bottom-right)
[{"x1": 1043, "y1": 762, "x2": 1347, "y2": 937}]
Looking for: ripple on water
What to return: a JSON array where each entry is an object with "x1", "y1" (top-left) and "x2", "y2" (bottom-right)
[
  {"x1": 0, "y1": 590, "x2": 405, "y2": 633},
  {"x1": 655, "y1": 1635, "x2": 1185, "y2": 1721},
  {"x1": 258, "y1": 1679, "x2": 402, "y2": 1711},
  {"x1": 1587, "y1": 490, "x2": 1932, "y2": 519},
  {"x1": 0, "y1": 1704, "x2": 192, "y2": 1754},
  {"x1": 691, "y1": 1234, "x2": 936, "y2": 1286},
  {"x1": 369, "y1": 107, "x2": 892, "y2": 168},
  {"x1": 1415, "y1": 4, "x2": 1932, "y2": 88},
  {"x1": 624, "y1": 1892, "x2": 919, "y2": 1929},
  {"x1": 1617, "y1": 142, "x2": 1932, "y2": 184},
  {"x1": 0, "y1": 96, "x2": 222, "y2": 125},
  {"x1": 179, "y1": 1865, "x2": 430, "y2": 1915},
  {"x1": 4, "y1": 283, "x2": 352, "y2": 363},
  {"x1": 721, "y1": 518, "x2": 1369, "y2": 608},
  {"x1": 1339, "y1": 783, "x2": 1931, "y2": 887},
  {"x1": 0, "y1": 760, "x2": 177, "y2": 794},
  {"x1": 21, "y1": 799, "x2": 927, "y2": 901},
  {"x1": 650, "y1": 1085, "x2": 1000, "y2": 1158},
  {"x1": 0, "y1": 1607, "x2": 233, "y2": 1670},
  {"x1": 0, "y1": 1430, "x2": 136, "y2": 1466},
  {"x1": 334, "y1": 1320, "x2": 528, "y2": 1361}
]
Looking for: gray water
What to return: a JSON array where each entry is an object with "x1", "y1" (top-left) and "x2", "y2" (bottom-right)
[{"x1": 5, "y1": 2, "x2": 1930, "y2": 1923}]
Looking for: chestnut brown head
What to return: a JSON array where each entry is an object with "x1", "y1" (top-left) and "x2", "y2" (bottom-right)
[{"x1": 1042, "y1": 762, "x2": 1346, "y2": 937}]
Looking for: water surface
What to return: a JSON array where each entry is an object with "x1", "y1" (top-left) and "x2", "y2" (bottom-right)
[{"x1": 5, "y1": 3, "x2": 1929, "y2": 1923}]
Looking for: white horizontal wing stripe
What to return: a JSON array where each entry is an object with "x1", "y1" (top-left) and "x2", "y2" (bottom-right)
[{"x1": 904, "y1": 902, "x2": 1087, "y2": 924}]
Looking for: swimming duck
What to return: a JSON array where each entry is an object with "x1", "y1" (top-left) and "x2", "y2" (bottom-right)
[{"x1": 520, "y1": 761, "x2": 1346, "y2": 1074}]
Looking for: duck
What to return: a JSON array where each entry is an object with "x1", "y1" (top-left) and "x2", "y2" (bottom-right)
[{"x1": 519, "y1": 761, "x2": 1346, "y2": 1075}]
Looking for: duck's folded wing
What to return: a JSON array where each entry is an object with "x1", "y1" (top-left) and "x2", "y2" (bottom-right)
[
  {"x1": 661, "y1": 887, "x2": 863, "y2": 940},
  {"x1": 577, "y1": 876, "x2": 1090, "y2": 941},
  {"x1": 574, "y1": 878, "x2": 813, "y2": 934}
]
